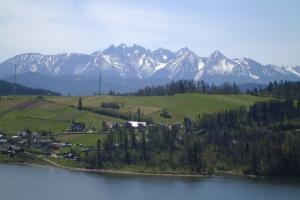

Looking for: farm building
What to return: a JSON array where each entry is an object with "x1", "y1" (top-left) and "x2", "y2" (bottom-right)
[
  {"x1": 67, "y1": 120, "x2": 86, "y2": 132},
  {"x1": 126, "y1": 121, "x2": 146, "y2": 128}
]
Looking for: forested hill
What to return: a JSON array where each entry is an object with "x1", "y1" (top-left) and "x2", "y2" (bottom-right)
[
  {"x1": 0, "y1": 80, "x2": 60, "y2": 96},
  {"x1": 122, "y1": 80, "x2": 240, "y2": 96},
  {"x1": 249, "y1": 81, "x2": 300, "y2": 99}
]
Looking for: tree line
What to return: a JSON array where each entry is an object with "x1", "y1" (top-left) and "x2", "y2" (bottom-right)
[
  {"x1": 197, "y1": 100, "x2": 300, "y2": 130},
  {"x1": 0, "y1": 80, "x2": 60, "y2": 96},
  {"x1": 248, "y1": 81, "x2": 300, "y2": 100},
  {"x1": 118, "y1": 80, "x2": 240, "y2": 96}
]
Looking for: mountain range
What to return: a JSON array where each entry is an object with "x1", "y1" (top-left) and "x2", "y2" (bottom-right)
[{"x1": 0, "y1": 44, "x2": 299, "y2": 94}]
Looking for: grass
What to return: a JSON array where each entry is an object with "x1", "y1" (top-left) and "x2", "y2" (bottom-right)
[
  {"x1": 0, "y1": 97, "x2": 123, "y2": 134},
  {"x1": 48, "y1": 94, "x2": 271, "y2": 123},
  {"x1": 45, "y1": 156, "x2": 82, "y2": 168},
  {"x1": 0, "y1": 94, "x2": 271, "y2": 135},
  {"x1": 0, "y1": 152, "x2": 48, "y2": 165},
  {"x1": 56, "y1": 133, "x2": 107, "y2": 146}
]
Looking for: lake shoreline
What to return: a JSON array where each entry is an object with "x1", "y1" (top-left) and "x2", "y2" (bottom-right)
[
  {"x1": 0, "y1": 161, "x2": 206, "y2": 177},
  {"x1": 0, "y1": 152, "x2": 256, "y2": 178},
  {"x1": 0, "y1": 159, "x2": 257, "y2": 178}
]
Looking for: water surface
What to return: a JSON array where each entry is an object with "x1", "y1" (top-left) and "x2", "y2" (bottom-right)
[{"x1": 0, "y1": 164, "x2": 299, "y2": 200}]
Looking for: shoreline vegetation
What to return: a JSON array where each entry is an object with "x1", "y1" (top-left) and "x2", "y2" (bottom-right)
[{"x1": 1, "y1": 158, "x2": 256, "y2": 178}]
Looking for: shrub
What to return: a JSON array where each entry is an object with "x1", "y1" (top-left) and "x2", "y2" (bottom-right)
[
  {"x1": 101, "y1": 102, "x2": 121, "y2": 109},
  {"x1": 160, "y1": 109, "x2": 172, "y2": 119}
]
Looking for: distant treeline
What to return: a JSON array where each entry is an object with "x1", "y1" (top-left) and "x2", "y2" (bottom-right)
[
  {"x1": 197, "y1": 100, "x2": 300, "y2": 130},
  {"x1": 123, "y1": 80, "x2": 240, "y2": 96},
  {"x1": 0, "y1": 80, "x2": 60, "y2": 96},
  {"x1": 248, "y1": 81, "x2": 300, "y2": 100}
]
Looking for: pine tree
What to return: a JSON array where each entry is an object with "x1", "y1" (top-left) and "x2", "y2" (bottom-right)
[
  {"x1": 96, "y1": 139, "x2": 102, "y2": 168},
  {"x1": 124, "y1": 131, "x2": 130, "y2": 164},
  {"x1": 142, "y1": 132, "x2": 147, "y2": 161},
  {"x1": 78, "y1": 97, "x2": 82, "y2": 111},
  {"x1": 169, "y1": 128, "x2": 174, "y2": 170}
]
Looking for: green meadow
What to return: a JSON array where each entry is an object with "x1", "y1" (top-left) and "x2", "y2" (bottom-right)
[
  {"x1": 0, "y1": 94, "x2": 271, "y2": 135},
  {"x1": 0, "y1": 96, "x2": 123, "y2": 134},
  {"x1": 47, "y1": 94, "x2": 271, "y2": 123}
]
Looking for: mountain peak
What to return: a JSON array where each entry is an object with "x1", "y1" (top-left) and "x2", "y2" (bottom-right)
[
  {"x1": 209, "y1": 50, "x2": 225, "y2": 60},
  {"x1": 118, "y1": 43, "x2": 127, "y2": 48},
  {"x1": 1, "y1": 44, "x2": 299, "y2": 84},
  {"x1": 181, "y1": 47, "x2": 192, "y2": 52},
  {"x1": 177, "y1": 47, "x2": 195, "y2": 56},
  {"x1": 103, "y1": 43, "x2": 128, "y2": 54}
]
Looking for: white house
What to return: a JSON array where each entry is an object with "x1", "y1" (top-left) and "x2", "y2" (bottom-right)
[{"x1": 126, "y1": 121, "x2": 146, "y2": 128}]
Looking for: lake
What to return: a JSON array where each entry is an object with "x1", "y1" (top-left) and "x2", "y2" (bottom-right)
[{"x1": 0, "y1": 164, "x2": 300, "y2": 200}]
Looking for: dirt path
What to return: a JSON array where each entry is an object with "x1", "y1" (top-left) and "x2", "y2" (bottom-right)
[{"x1": 0, "y1": 99, "x2": 42, "y2": 117}]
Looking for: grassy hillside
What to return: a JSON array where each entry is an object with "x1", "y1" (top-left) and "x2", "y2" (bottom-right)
[
  {"x1": 0, "y1": 94, "x2": 271, "y2": 134},
  {"x1": 47, "y1": 94, "x2": 271, "y2": 123},
  {"x1": 0, "y1": 96, "x2": 123, "y2": 134}
]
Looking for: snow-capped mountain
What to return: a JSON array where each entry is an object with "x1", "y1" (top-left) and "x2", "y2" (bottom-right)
[{"x1": 0, "y1": 44, "x2": 299, "y2": 84}]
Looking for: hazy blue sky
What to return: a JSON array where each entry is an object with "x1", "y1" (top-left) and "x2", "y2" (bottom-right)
[{"x1": 0, "y1": 0, "x2": 299, "y2": 66}]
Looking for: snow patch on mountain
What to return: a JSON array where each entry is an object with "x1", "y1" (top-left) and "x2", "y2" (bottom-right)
[{"x1": 0, "y1": 44, "x2": 299, "y2": 84}]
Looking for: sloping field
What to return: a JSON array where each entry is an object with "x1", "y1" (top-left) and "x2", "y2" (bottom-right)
[
  {"x1": 0, "y1": 96, "x2": 123, "y2": 134},
  {"x1": 48, "y1": 94, "x2": 271, "y2": 123}
]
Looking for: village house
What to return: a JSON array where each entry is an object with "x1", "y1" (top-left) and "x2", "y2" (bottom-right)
[
  {"x1": 67, "y1": 121, "x2": 86, "y2": 132},
  {"x1": 31, "y1": 132, "x2": 41, "y2": 139},
  {"x1": 102, "y1": 121, "x2": 120, "y2": 132},
  {"x1": 11, "y1": 135, "x2": 19, "y2": 140},
  {"x1": 17, "y1": 130, "x2": 29, "y2": 138},
  {"x1": 64, "y1": 152, "x2": 77, "y2": 160},
  {"x1": 126, "y1": 121, "x2": 147, "y2": 133},
  {"x1": 10, "y1": 135, "x2": 20, "y2": 144},
  {"x1": 60, "y1": 142, "x2": 72, "y2": 148},
  {"x1": 32, "y1": 139, "x2": 49, "y2": 148},
  {"x1": 0, "y1": 138, "x2": 7, "y2": 144},
  {"x1": 48, "y1": 142, "x2": 61, "y2": 149},
  {"x1": 126, "y1": 121, "x2": 146, "y2": 128},
  {"x1": 0, "y1": 133, "x2": 7, "y2": 144},
  {"x1": 8, "y1": 145, "x2": 23, "y2": 153}
]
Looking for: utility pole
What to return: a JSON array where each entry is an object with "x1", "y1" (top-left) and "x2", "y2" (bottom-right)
[
  {"x1": 14, "y1": 64, "x2": 17, "y2": 96},
  {"x1": 98, "y1": 72, "x2": 101, "y2": 95}
]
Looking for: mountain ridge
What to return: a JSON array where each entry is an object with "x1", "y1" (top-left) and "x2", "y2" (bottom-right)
[{"x1": 1, "y1": 44, "x2": 299, "y2": 84}]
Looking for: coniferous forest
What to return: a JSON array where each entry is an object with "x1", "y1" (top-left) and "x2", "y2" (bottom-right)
[
  {"x1": 69, "y1": 81, "x2": 300, "y2": 176},
  {"x1": 249, "y1": 80, "x2": 300, "y2": 100},
  {"x1": 129, "y1": 80, "x2": 240, "y2": 96},
  {"x1": 0, "y1": 80, "x2": 60, "y2": 96}
]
